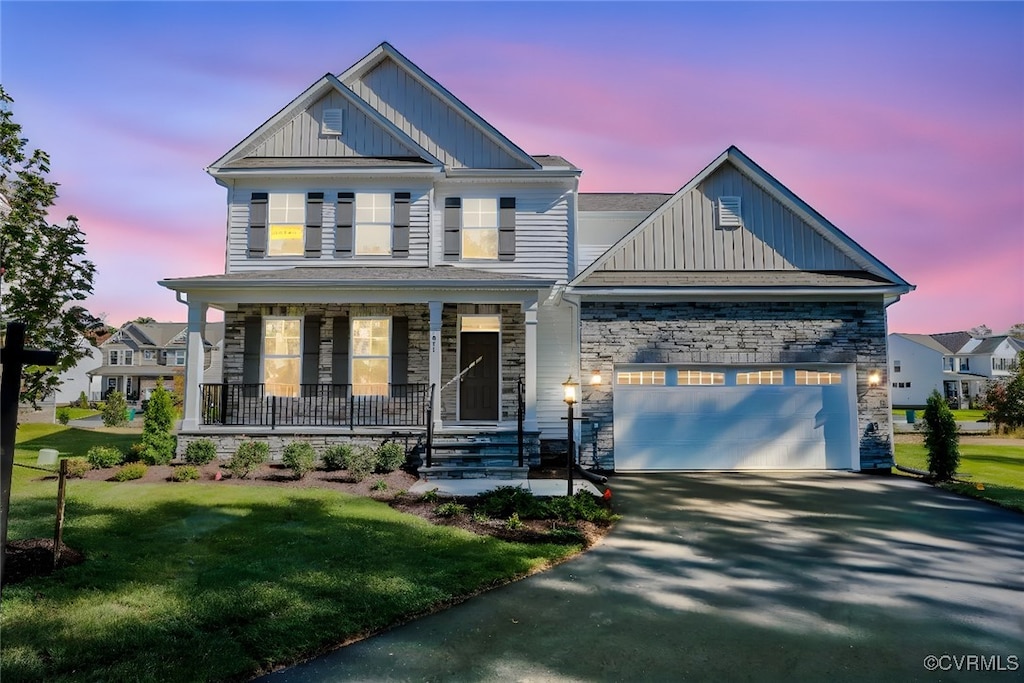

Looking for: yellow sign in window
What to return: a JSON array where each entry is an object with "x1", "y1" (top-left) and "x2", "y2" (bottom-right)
[{"x1": 269, "y1": 224, "x2": 304, "y2": 256}]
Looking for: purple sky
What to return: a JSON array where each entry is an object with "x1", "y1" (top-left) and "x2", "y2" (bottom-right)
[{"x1": 2, "y1": 1, "x2": 1022, "y2": 334}]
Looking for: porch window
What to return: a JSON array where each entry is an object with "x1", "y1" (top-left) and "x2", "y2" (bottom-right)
[
  {"x1": 173, "y1": 350, "x2": 186, "y2": 366},
  {"x1": 268, "y1": 193, "x2": 305, "y2": 256},
  {"x1": 263, "y1": 318, "x2": 302, "y2": 397},
  {"x1": 352, "y1": 317, "x2": 390, "y2": 396},
  {"x1": 462, "y1": 198, "x2": 498, "y2": 260},
  {"x1": 355, "y1": 193, "x2": 393, "y2": 255},
  {"x1": 736, "y1": 369, "x2": 783, "y2": 385}
]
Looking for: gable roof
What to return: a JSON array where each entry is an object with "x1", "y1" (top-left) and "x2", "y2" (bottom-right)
[
  {"x1": 569, "y1": 146, "x2": 914, "y2": 296},
  {"x1": 891, "y1": 333, "x2": 957, "y2": 355},
  {"x1": 579, "y1": 193, "x2": 673, "y2": 213},
  {"x1": 339, "y1": 42, "x2": 541, "y2": 171},
  {"x1": 931, "y1": 331, "x2": 972, "y2": 353},
  {"x1": 965, "y1": 335, "x2": 1019, "y2": 355},
  {"x1": 208, "y1": 72, "x2": 443, "y2": 174}
]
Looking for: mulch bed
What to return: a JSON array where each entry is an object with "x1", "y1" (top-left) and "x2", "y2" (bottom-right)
[{"x1": 4, "y1": 463, "x2": 614, "y2": 587}]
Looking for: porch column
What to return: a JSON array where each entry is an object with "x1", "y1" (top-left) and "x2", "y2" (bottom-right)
[
  {"x1": 429, "y1": 301, "x2": 443, "y2": 429},
  {"x1": 181, "y1": 298, "x2": 208, "y2": 430},
  {"x1": 523, "y1": 298, "x2": 539, "y2": 430}
]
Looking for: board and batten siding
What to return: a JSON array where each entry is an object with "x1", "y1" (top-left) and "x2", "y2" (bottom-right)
[
  {"x1": 248, "y1": 91, "x2": 417, "y2": 159},
  {"x1": 536, "y1": 300, "x2": 577, "y2": 435},
  {"x1": 600, "y1": 164, "x2": 860, "y2": 272},
  {"x1": 432, "y1": 186, "x2": 572, "y2": 280},
  {"x1": 226, "y1": 184, "x2": 430, "y2": 273},
  {"x1": 350, "y1": 58, "x2": 531, "y2": 170}
]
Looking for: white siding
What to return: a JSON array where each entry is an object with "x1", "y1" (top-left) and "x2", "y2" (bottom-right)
[
  {"x1": 536, "y1": 301, "x2": 577, "y2": 435},
  {"x1": 600, "y1": 163, "x2": 860, "y2": 272},
  {"x1": 350, "y1": 58, "x2": 531, "y2": 170},
  {"x1": 226, "y1": 181, "x2": 432, "y2": 273}
]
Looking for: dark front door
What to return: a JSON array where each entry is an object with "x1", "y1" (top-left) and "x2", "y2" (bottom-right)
[{"x1": 459, "y1": 332, "x2": 499, "y2": 420}]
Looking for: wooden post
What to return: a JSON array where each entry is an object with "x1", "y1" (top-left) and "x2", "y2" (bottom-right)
[{"x1": 53, "y1": 458, "x2": 68, "y2": 570}]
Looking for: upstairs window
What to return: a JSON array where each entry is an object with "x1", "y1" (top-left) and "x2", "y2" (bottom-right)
[
  {"x1": 173, "y1": 350, "x2": 186, "y2": 366},
  {"x1": 123, "y1": 350, "x2": 134, "y2": 366},
  {"x1": 355, "y1": 193, "x2": 393, "y2": 255},
  {"x1": 268, "y1": 193, "x2": 305, "y2": 256},
  {"x1": 109, "y1": 350, "x2": 119, "y2": 365},
  {"x1": 893, "y1": 360, "x2": 901, "y2": 373},
  {"x1": 462, "y1": 198, "x2": 499, "y2": 260},
  {"x1": 943, "y1": 356, "x2": 954, "y2": 371}
]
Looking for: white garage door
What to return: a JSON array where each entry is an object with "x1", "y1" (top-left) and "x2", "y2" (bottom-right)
[{"x1": 613, "y1": 366, "x2": 856, "y2": 471}]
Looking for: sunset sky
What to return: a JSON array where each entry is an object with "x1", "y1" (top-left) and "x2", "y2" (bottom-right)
[{"x1": 2, "y1": 1, "x2": 1022, "y2": 334}]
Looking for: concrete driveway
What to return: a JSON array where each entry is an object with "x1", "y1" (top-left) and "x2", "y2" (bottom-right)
[{"x1": 260, "y1": 473, "x2": 1023, "y2": 682}]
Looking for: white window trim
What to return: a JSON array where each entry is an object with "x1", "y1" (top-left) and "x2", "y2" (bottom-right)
[
  {"x1": 354, "y1": 192, "x2": 393, "y2": 256},
  {"x1": 461, "y1": 197, "x2": 499, "y2": 261},
  {"x1": 267, "y1": 193, "x2": 305, "y2": 257}
]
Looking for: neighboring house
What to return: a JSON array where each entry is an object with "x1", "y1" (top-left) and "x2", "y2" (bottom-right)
[
  {"x1": 889, "y1": 332, "x2": 1024, "y2": 407},
  {"x1": 91, "y1": 321, "x2": 224, "y2": 401},
  {"x1": 160, "y1": 42, "x2": 912, "y2": 474}
]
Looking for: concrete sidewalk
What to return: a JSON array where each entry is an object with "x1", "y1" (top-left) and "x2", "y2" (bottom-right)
[{"x1": 409, "y1": 477, "x2": 602, "y2": 497}]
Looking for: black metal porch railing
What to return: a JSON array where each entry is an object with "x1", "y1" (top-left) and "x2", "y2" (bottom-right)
[{"x1": 200, "y1": 383, "x2": 432, "y2": 428}]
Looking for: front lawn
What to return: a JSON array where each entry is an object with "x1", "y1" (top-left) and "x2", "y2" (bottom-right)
[
  {"x1": 894, "y1": 439, "x2": 1024, "y2": 512},
  {"x1": 1, "y1": 426, "x2": 580, "y2": 682},
  {"x1": 893, "y1": 408, "x2": 987, "y2": 422}
]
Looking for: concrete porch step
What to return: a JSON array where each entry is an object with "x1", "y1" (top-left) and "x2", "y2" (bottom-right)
[{"x1": 418, "y1": 465, "x2": 530, "y2": 481}]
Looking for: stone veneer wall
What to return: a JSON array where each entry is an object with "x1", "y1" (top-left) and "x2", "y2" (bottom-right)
[
  {"x1": 579, "y1": 300, "x2": 892, "y2": 472},
  {"x1": 176, "y1": 430, "x2": 420, "y2": 461}
]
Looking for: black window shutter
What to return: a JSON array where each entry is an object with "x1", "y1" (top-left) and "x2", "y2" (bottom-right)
[
  {"x1": 335, "y1": 192, "x2": 354, "y2": 258},
  {"x1": 499, "y1": 197, "x2": 516, "y2": 261},
  {"x1": 302, "y1": 315, "x2": 321, "y2": 395},
  {"x1": 444, "y1": 197, "x2": 461, "y2": 260},
  {"x1": 392, "y1": 316, "x2": 409, "y2": 385},
  {"x1": 305, "y1": 192, "x2": 323, "y2": 258},
  {"x1": 392, "y1": 192, "x2": 410, "y2": 259},
  {"x1": 331, "y1": 316, "x2": 350, "y2": 385},
  {"x1": 242, "y1": 316, "x2": 262, "y2": 396},
  {"x1": 248, "y1": 193, "x2": 268, "y2": 258}
]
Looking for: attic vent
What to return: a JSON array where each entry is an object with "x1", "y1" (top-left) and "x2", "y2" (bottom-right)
[
  {"x1": 717, "y1": 196, "x2": 742, "y2": 228},
  {"x1": 321, "y1": 109, "x2": 344, "y2": 136}
]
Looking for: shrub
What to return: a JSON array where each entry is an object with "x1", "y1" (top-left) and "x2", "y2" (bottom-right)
[
  {"x1": 322, "y1": 444, "x2": 350, "y2": 471},
  {"x1": 434, "y1": 501, "x2": 468, "y2": 517},
  {"x1": 125, "y1": 441, "x2": 146, "y2": 463},
  {"x1": 64, "y1": 457, "x2": 90, "y2": 478},
  {"x1": 420, "y1": 488, "x2": 440, "y2": 503},
  {"x1": 113, "y1": 462, "x2": 147, "y2": 481},
  {"x1": 101, "y1": 391, "x2": 129, "y2": 427},
  {"x1": 546, "y1": 491, "x2": 618, "y2": 523},
  {"x1": 86, "y1": 445, "x2": 125, "y2": 469},
  {"x1": 228, "y1": 441, "x2": 268, "y2": 479},
  {"x1": 184, "y1": 439, "x2": 217, "y2": 466},
  {"x1": 282, "y1": 441, "x2": 317, "y2": 479},
  {"x1": 505, "y1": 512, "x2": 523, "y2": 530},
  {"x1": 477, "y1": 486, "x2": 545, "y2": 519},
  {"x1": 923, "y1": 390, "x2": 960, "y2": 481},
  {"x1": 371, "y1": 479, "x2": 388, "y2": 492},
  {"x1": 342, "y1": 445, "x2": 376, "y2": 482},
  {"x1": 983, "y1": 351, "x2": 1024, "y2": 431},
  {"x1": 56, "y1": 406, "x2": 71, "y2": 425},
  {"x1": 172, "y1": 465, "x2": 200, "y2": 482},
  {"x1": 75, "y1": 391, "x2": 89, "y2": 409},
  {"x1": 375, "y1": 441, "x2": 406, "y2": 473},
  {"x1": 140, "y1": 382, "x2": 176, "y2": 465}
]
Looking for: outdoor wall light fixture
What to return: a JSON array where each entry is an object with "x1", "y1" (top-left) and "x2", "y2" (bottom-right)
[
  {"x1": 868, "y1": 370, "x2": 882, "y2": 387},
  {"x1": 590, "y1": 370, "x2": 602, "y2": 386},
  {"x1": 562, "y1": 376, "x2": 579, "y2": 496}
]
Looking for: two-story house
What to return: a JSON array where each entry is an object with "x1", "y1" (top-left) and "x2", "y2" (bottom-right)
[
  {"x1": 889, "y1": 332, "x2": 1024, "y2": 408},
  {"x1": 161, "y1": 42, "x2": 912, "y2": 475},
  {"x1": 92, "y1": 321, "x2": 224, "y2": 402}
]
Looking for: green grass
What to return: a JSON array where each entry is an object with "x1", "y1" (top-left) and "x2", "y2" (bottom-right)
[
  {"x1": 1, "y1": 426, "x2": 578, "y2": 682},
  {"x1": 62, "y1": 407, "x2": 101, "y2": 420},
  {"x1": 894, "y1": 408, "x2": 987, "y2": 422},
  {"x1": 894, "y1": 439, "x2": 1024, "y2": 512}
]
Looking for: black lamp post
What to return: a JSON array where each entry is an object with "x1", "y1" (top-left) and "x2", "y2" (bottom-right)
[{"x1": 562, "y1": 375, "x2": 579, "y2": 496}]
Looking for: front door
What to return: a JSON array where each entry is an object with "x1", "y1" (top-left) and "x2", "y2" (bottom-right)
[{"x1": 459, "y1": 332, "x2": 499, "y2": 420}]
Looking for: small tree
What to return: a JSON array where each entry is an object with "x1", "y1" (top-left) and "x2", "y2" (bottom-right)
[
  {"x1": 140, "y1": 382, "x2": 176, "y2": 464},
  {"x1": 101, "y1": 391, "x2": 128, "y2": 427},
  {"x1": 983, "y1": 351, "x2": 1024, "y2": 431},
  {"x1": 922, "y1": 389, "x2": 960, "y2": 481}
]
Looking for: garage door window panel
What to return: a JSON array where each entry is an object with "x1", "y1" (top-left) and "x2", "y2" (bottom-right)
[
  {"x1": 616, "y1": 370, "x2": 666, "y2": 386},
  {"x1": 678, "y1": 370, "x2": 725, "y2": 386},
  {"x1": 795, "y1": 370, "x2": 843, "y2": 385},
  {"x1": 736, "y1": 369, "x2": 783, "y2": 385}
]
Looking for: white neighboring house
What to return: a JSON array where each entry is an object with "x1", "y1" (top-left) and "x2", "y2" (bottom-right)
[{"x1": 888, "y1": 332, "x2": 1024, "y2": 407}]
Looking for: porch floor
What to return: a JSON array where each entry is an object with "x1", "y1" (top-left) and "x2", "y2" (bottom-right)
[{"x1": 408, "y1": 478, "x2": 601, "y2": 497}]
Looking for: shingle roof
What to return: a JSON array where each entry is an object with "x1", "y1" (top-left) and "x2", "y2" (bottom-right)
[
  {"x1": 931, "y1": 331, "x2": 972, "y2": 353},
  {"x1": 221, "y1": 156, "x2": 435, "y2": 169},
  {"x1": 531, "y1": 155, "x2": 579, "y2": 170},
  {"x1": 578, "y1": 193, "x2": 673, "y2": 212},
  {"x1": 573, "y1": 270, "x2": 896, "y2": 289},
  {"x1": 893, "y1": 333, "x2": 953, "y2": 355}
]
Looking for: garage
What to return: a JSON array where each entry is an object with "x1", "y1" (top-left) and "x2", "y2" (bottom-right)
[{"x1": 613, "y1": 365, "x2": 857, "y2": 471}]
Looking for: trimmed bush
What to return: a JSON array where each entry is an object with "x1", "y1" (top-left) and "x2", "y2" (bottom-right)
[
  {"x1": 56, "y1": 407, "x2": 71, "y2": 425},
  {"x1": 546, "y1": 491, "x2": 618, "y2": 523},
  {"x1": 64, "y1": 457, "x2": 90, "y2": 478},
  {"x1": 140, "y1": 383, "x2": 176, "y2": 465},
  {"x1": 375, "y1": 441, "x2": 406, "y2": 473},
  {"x1": 228, "y1": 441, "x2": 268, "y2": 479},
  {"x1": 434, "y1": 501, "x2": 468, "y2": 517},
  {"x1": 184, "y1": 439, "x2": 217, "y2": 466},
  {"x1": 86, "y1": 445, "x2": 125, "y2": 469},
  {"x1": 477, "y1": 486, "x2": 545, "y2": 519},
  {"x1": 75, "y1": 391, "x2": 90, "y2": 409},
  {"x1": 282, "y1": 441, "x2": 317, "y2": 479},
  {"x1": 113, "y1": 462, "x2": 147, "y2": 481},
  {"x1": 923, "y1": 389, "x2": 960, "y2": 481},
  {"x1": 126, "y1": 441, "x2": 147, "y2": 463},
  {"x1": 322, "y1": 444, "x2": 350, "y2": 471},
  {"x1": 172, "y1": 465, "x2": 200, "y2": 482},
  {"x1": 101, "y1": 391, "x2": 129, "y2": 427},
  {"x1": 342, "y1": 445, "x2": 376, "y2": 482}
]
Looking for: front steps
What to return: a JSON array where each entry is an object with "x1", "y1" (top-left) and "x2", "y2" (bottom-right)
[{"x1": 417, "y1": 428, "x2": 540, "y2": 480}]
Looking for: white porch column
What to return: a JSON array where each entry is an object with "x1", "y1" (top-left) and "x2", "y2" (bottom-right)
[
  {"x1": 523, "y1": 298, "x2": 539, "y2": 431},
  {"x1": 181, "y1": 298, "x2": 208, "y2": 430},
  {"x1": 428, "y1": 301, "x2": 443, "y2": 430}
]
